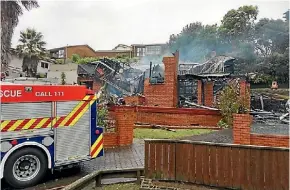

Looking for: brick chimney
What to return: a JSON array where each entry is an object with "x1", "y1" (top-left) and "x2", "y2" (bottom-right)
[{"x1": 143, "y1": 51, "x2": 179, "y2": 107}]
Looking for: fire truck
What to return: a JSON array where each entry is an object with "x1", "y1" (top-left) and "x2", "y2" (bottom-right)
[{"x1": 0, "y1": 84, "x2": 104, "y2": 188}]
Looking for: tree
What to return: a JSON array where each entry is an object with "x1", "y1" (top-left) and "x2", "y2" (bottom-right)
[
  {"x1": 16, "y1": 28, "x2": 47, "y2": 77},
  {"x1": 254, "y1": 18, "x2": 289, "y2": 56},
  {"x1": 61, "y1": 72, "x2": 66, "y2": 85},
  {"x1": 1, "y1": 0, "x2": 39, "y2": 69},
  {"x1": 251, "y1": 17, "x2": 289, "y2": 83},
  {"x1": 283, "y1": 10, "x2": 289, "y2": 21},
  {"x1": 219, "y1": 5, "x2": 258, "y2": 42}
]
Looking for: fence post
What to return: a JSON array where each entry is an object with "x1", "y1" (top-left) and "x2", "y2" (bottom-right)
[{"x1": 174, "y1": 141, "x2": 177, "y2": 182}]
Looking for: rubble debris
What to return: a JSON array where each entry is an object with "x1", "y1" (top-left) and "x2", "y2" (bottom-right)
[
  {"x1": 251, "y1": 93, "x2": 288, "y2": 113},
  {"x1": 183, "y1": 100, "x2": 219, "y2": 110},
  {"x1": 152, "y1": 125, "x2": 176, "y2": 132},
  {"x1": 279, "y1": 99, "x2": 290, "y2": 124},
  {"x1": 77, "y1": 57, "x2": 145, "y2": 97}
]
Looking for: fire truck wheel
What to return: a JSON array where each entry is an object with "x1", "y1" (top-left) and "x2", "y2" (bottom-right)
[{"x1": 4, "y1": 147, "x2": 48, "y2": 189}]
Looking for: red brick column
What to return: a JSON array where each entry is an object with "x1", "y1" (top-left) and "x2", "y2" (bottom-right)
[
  {"x1": 114, "y1": 106, "x2": 136, "y2": 146},
  {"x1": 233, "y1": 114, "x2": 252, "y2": 145},
  {"x1": 239, "y1": 80, "x2": 251, "y2": 110},
  {"x1": 197, "y1": 80, "x2": 202, "y2": 105},
  {"x1": 204, "y1": 82, "x2": 214, "y2": 107}
]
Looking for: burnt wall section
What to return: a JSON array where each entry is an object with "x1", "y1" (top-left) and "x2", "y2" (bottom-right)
[{"x1": 143, "y1": 52, "x2": 179, "y2": 107}]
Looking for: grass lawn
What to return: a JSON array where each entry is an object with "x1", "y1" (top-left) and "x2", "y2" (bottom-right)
[
  {"x1": 94, "y1": 183, "x2": 139, "y2": 190},
  {"x1": 134, "y1": 128, "x2": 212, "y2": 139}
]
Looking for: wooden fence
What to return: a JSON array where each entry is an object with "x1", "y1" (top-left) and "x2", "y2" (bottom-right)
[{"x1": 144, "y1": 139, "x2": 289, "y2": 190}]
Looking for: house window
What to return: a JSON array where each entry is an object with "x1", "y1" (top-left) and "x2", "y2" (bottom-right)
[
  {"x1": 58, "y1": 50, "x2": 65, "y2": 58},
  {"x1": 41, "y1": 62, "x2": 49, "y2": 69},
  {"x1": 145, "y1": 46, "x2": 161, "y2": 55},
  {"x1": 136, "y1": 47, "x2": 145, "y2": 57}
]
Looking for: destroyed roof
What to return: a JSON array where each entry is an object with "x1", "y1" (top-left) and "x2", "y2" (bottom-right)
[
  {"x1": 178, "y1": 55, "x2": 235, "y2": 75},
  {"x1": 77, "y1": 63, "x2": 97, "y2": 76},
  {"x1": 178, "y1": 73, "x2": 232, "y2": 80}
]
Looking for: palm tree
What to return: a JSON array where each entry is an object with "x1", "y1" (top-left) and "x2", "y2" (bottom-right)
[
  {"x1": 1, "y1": 0, "x2": 39, "y2": 70},
  {"x1": 16, "y1": 28, "x2": 47, "y2": 77}
]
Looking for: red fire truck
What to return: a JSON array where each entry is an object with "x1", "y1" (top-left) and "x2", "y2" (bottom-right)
[{"x1": 0, "y1": 84, "x2": 104, "y2": 188}]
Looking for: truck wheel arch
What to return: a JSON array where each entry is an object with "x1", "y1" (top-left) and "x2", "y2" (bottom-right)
[{"x1": 0, "y1": 141, "x2": 52, "y2": 179}]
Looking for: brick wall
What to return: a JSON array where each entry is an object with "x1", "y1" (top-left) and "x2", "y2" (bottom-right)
[
  {"x1": 103, "y1": 106, "x2": 136, "y2": 148},
  {"x1": 233, "y1": 113, "x2": 289, "y2": 148},
  {"x1": 250, "y1": 134, "x2": 289, "y2": 147},
  {"x1": 136, "y1": 106, "x2": 221, "y2": 127},
  {"x1": 197, "y1": 80, "x2": 214, "y2": 107},
  {"x1": 197, "y1": 80, "x2": 202, "y2": 105},
  {"x1": 204, "y1": 82, "x2": 214, "y2": 107},
  {"x1": 143, "y1": 52, "x2": 179, "y2": 107},
  {"x1": 239, "y1": 80, "x2": 251, "y2": 109},
  {"x1": 66, "y1": 45, "x2": 96, "y2": 58},
  {"x1": 103, "y1": 133, "x2": 118, "y2": 147},
  {"x1": 124, "y1": 95, "x2": 146, "y2": 106},
  {"x1": 197, "y1": 80, "x2": 250, "y2": 108},
  {"x1": 233, "y1": 114, "x2": 251, "y2": 145},
  {"x1": 78, "y1": 77, "x2": 102, "y2": 92}
]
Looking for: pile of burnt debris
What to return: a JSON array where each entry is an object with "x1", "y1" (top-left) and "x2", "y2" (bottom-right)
[
  {"x1": 251, "y1": 93, "x2": 289, "y2": 124},
  {"x1": 251, "y1": 93, "x2": 288, "y2": 113}
]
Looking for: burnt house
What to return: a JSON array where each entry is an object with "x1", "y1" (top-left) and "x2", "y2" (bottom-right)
[{"x1": 77, "y1": 58, "x2": 144, "y2": 96}]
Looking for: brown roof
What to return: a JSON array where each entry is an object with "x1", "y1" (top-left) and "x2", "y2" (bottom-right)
[
  {"x1": 49, "y1": 44, "x2": 96, "y2": 53},
  {"x1": 95, "y1": 50, "x2": 131, "y2": 53}
]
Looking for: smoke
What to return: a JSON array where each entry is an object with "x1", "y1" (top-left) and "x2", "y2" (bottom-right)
[{"x1": 135, "y1": 49, "x2": 175, "y2": 78}]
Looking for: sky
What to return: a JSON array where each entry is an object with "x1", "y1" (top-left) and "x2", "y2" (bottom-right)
[{"x1": 11, "y1": 0, "x2": 289, "y2": 50}]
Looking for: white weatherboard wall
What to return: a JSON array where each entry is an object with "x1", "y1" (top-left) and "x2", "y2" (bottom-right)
[
  {"x1": 47, "y1": 63, "x2": 78, "y2": 84},
  {"x1": 37, "y1": 60, "x2": 52, "y2": 75},
  {"x1": 8, "y1": 55, "x2": 52, "y2": 77}
]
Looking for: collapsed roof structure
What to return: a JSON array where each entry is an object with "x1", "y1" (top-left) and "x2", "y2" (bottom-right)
[
  {"x1": 77, "y1": 55, "x2": 237, "y2": 104},
  {"x1": 77, "y1": 58, "x2": 145, "y2": 97}
]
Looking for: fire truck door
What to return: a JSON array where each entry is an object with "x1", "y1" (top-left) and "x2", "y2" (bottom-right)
[
  {"x1": 54, "y1": 101, "x2": 91, "y2": 166},
  {"x1": 1, "y1": 102, "x2": 52, "y2": 133}
]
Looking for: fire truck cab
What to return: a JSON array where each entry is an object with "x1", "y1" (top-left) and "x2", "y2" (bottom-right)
[{"x1": 0, "y1": 84, "x2": 104, "y2": 188}]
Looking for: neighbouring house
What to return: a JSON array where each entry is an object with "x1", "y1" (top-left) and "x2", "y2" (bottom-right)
[
  {"x1": 48, "y1": 44, "x2": 97, "y2": 61},
  {"x1": 95, "y1": 50, "x2": 132, "y2": 58},
  {"x1": 113, "y1": 44, "x2": 132, "y2": 51},
  {"x1": 6, "y1": 53, "x2": 53, "y2": 78},
  {"x1": 47, "y1": 63, "x2": 78, "y2": 84},
  {"x1": 95, "y1": 43, "x2": 167, "y2": 59},
  {"x1": 131, "y1": 43, "x2": 167, "y2": 57},
  {"x1": 47, "y1": 43, "x2": 168, "y2": 62}
]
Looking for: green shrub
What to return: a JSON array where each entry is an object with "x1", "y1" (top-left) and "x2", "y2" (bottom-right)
[
  {"x1": 72, "y1": 54, "x2": 81, "y2": 63},
  {"x1": 55, "y1": 59, "x2": 64, "y2": 64},
  {"x1": 61, "y1": 72, "x2": 66, "y2": 85},
  {"x1": 217, "y1": 83, "x2": 250, "y2": 127},
  {"x1": 97, "y1": 106, "x2": 108, "y2": 127}
]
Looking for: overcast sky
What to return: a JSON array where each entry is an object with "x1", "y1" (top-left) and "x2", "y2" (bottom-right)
[{"x1": 11, "y1": 0, "x2": 289, "y2": 50}]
